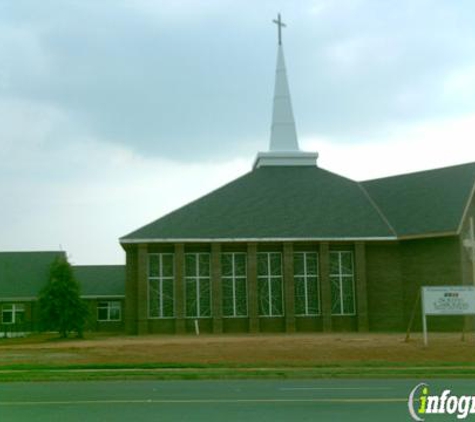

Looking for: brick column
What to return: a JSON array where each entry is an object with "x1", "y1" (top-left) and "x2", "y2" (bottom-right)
[
  {"x1": 174, "y1": 243, "x2": 186, "y2": 334},
  {"x1": 125, "y1": 247, "x2": 138, "y2": 334},
  {"x1": 137, "y1": 244, "x2": 148, "y2": 334},
  {"x1": 211, "y1": 243, "x2": 223, "y2": 333},
  {"x1": 319, "y1": 242, "x2": 332, "y2": 332},
  {"x1": 355, "y1": 242, "x2": 369, "y2": 332},
  {"x1": 283, "y1": 242, "x2": 295, "y2": 332},
  {"x1": 124, "y1": 246, "x2": 138, "y2": 334},
  {"x1": 247, "y1": 243, "x2": 259, "y2": 333}
]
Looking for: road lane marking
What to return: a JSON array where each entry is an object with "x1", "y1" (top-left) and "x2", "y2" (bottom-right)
[
  {"x1": 280, "y1": 387, "x2": 393, "y2": 391},
  {"x1": 0, "y1": 398, "x2": 407, "y2": 406}
]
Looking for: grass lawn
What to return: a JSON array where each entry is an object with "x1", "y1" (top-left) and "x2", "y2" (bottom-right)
[{"x1": 1, "y1": 332, "x2": 474, "y2": 381}]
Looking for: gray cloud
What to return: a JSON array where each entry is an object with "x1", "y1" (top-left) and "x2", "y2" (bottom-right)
[
  {"x1": 2, "y1": 0, "x2": 475, "y2": 161},
  {"x1": 3, "y1": 0, "x2": 475, "y2": 263}
]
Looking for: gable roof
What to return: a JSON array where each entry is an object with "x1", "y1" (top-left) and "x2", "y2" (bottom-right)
[
  {"x1": 121, "y1": 166, "x2": 396, "y2": 242},
  {"x1": 74, "y1": 265, "x2": 125, "y2": 297},
  {"x1": 0, "y1": 252, "x2": 125, "y2": 300},
  {"x1": 121, "y1": 161, "x2": 475, "y2": 243},
  {"x1": 361, "y1": 162, "x2": 475, "y2": 237},
  {"x1": 0, "y1": 251, "x2": 65, "y2": 299}
]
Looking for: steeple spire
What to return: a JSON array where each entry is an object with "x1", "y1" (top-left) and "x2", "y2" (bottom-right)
[
  {"x1": 253, "y1": 14, "x2": 318, "y2": 169},
  {"x1": 269, "y1": 42, "x2": 299, "y2": 151}
]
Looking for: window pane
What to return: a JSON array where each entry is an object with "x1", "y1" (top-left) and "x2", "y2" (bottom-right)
[
  {"x1": 221, "y1": 253, "x2": 247, "y2": 318},
  {"x1": 258, "y1": 278, "x2": 270, "y2": 316},
  {"x1": 221, "y1": 254, "x2": 233, "y2": 277},
  {"x1": 148, "y1": 254, "x2": 175, "y2": 318},
  {"x1": 306, "y1": 253, "x2": 318, "y2": 276},
  {"x1": 235, "y1": 278, "x2": 247, "y2": 316},
  {"x1": 307, "y1": 276, "x2": 319, "y2": 315},
  {"x1": 329, "y1": 252, "x2": 340, "y2": 275},
  {"x1": 270, "y1": 278, "x2": 283, "y2": 315},
  {"x1": 186, "y1": 278, "x2": 198, "y2": 317},
  {"x1": 149, "y1": 279, "x2": 160, "y2": 317},
  {"x1": 270, "y1": 253, "x2": 282, "y2": 276},
  {"x1": 185, "y1": 254, "x2": 196, "y2": 277},
  {"x1": 330, "y1": 276, "x2": 341, "y2": 314},
  {"x1": 341, "y1": 252, "x2": 353, "y2": 275},
  {"x1": 149, "y1": 255, "x2": 159, "y2": 277},
  {"x1": 199, "y1": 279, "x2": 211, "y2": 317},
  {"x1": 110, "y1": 301, "x2": 121, "y2": 310},
  {"x1": 222, "y1": 279, "x2": 234, "y2": 317},
  {"x1": 257, "y1": 254, "x2": 268, "y2": 276},
  {"x1": 98, "y1": 307, "x2": 109, "y2": 321},
  {"x1": 109, "y1": 307, "x2": 121, "y2": 321},
  {"x1": 162, "y1": 254, "x2": 174, "y2": 277},
  {"x1": 2, "y1": 310, "x2": 13, "y2": 324},
  {"x1": 293, "y1": 253, "x2": 304, "y2": 276},
  {"x1": 162, "y1": 279, "x2": 174, "y2": 317},
  {"x1": 294, "y1": 277, "x2": 306, "y2": 315},
  {"x1": 199, "y1": 254, "x2": 210, "y2": 277},
  {"x1": 234, "y1": 254, "x2": 246, "y2": 276}
]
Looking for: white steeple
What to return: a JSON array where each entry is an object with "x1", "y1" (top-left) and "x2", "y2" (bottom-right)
[
  {"x1": 269, "y1": 45, "x2": 299, "y2": 151},
  {"x1": 253, "y1": 14, "x2": 318, "y2": 169}
]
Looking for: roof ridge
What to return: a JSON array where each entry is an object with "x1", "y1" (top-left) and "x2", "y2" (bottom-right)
[
  {"x1": 361, "y1": 161, "x2": 475, "y2": 184},
  {"x1": 357, "y1": 182, "x2": 398, "y2": 237}
]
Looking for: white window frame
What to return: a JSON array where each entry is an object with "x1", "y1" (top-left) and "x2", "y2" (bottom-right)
[
  {"x1": 330, "y1": 251, "x2": 356, "y2": 316},
  {"x1": 97, "y1": 301, "x2": 122, "y2": 322},
  {"x1": 257, "y1": 252, "x2": 284, "y2": 317},
  {"x1": 185, "y1": 252, "x2": 212, "y2": 318},
  {"x1": 1, "y1": 304, "x2": 25, "y2": 325},
  {"x1": 222, "y1": 252, "x2": 248, "y2": 318},
  {"x1": 294, "y1": 251, "x2": 320, "y2": 316},
  {"x1": 148, "y1": 253, "x2": 175, "y2": 319}
]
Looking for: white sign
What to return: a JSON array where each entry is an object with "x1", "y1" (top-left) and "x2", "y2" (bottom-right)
[
  {"x1": 422, "y1": 286, "x2": 475, "y2": 316},
  {"x1": 421, "y1": 286, "x2": 475, "y2": 346}
]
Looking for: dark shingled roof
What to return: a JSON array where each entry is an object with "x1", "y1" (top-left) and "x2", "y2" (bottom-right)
[
  {"x1": 361, "y1": 162, "x2": 475, "y2": 237},
  {"x1": 121, "y1": 162, "x2": 475, "y2": 242},
  {"x1": 74, "y1": 265, "x2": 125, "y2": 297},
  {"x1": 0, "y1": 252, "x2": 125, "y2": 299},
  {"x1": 122, "y1": 166, "x2": 395, "y2": 241},
  {"x1": 0, "y1": 251, "x2": 65, "y2": 298}
]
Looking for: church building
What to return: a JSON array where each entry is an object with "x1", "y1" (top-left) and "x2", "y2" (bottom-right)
[
  {"x1": 120, "y1": 16, "x2": 475, "y2": 335},
  {"x1": 0, "y1": 251, "x2": 125, "y2": 335}
]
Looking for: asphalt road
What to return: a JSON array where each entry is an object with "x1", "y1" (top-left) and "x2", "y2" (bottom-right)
[{"x1": 0, "y1": 379, "x2": 472, "y2": 421}]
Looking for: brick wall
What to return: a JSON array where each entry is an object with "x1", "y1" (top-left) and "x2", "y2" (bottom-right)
[
  {"x1": 124, "y1": 237, "x2": 468, "y2": 334},
  {"x1": 366, "y1": 242, "x2": 404, "y2": 331},
  {"x1": 401, "y1": 236, "x2": 463, "y2": 331},
  {"x1": 124, "y1": 246, "x2": 138, "y2": 334}
]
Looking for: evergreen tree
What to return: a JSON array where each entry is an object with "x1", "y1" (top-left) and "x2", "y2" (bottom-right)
[{"x1": 38, "y1": 256, "x2": 89, "y2": 338}]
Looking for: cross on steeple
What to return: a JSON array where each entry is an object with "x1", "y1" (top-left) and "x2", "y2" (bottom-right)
[{"x1": 273, "y1": 13, "x2": 286, "y2": 46}]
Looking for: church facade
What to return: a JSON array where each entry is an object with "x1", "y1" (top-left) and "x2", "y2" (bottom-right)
[
  {"x1": 120, "y1": 27, "x2": 475, "y2": 335},
  {"x1": 120, "y1": 163, "x2": 475, "y2": 335}
]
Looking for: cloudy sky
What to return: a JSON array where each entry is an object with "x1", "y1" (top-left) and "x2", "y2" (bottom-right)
[{"x1": 2, "y1": 0, "x2": 475, "y2": 264}]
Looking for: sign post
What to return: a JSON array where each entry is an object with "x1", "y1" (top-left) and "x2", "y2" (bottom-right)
[
  {"x1": 422, "y1": 298, "x2": 428, "y2": 346},
  {"x1": 421, "y1": 286, "x2": 475, "y2": 346},
  {"x1": 463, "y1": 217, "x2": 475, "y2": 286}
]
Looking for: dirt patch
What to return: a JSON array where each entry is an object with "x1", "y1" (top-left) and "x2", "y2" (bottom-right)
[{"x1": 0, "y1": 333, "x2": 474, "y2": 367}]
